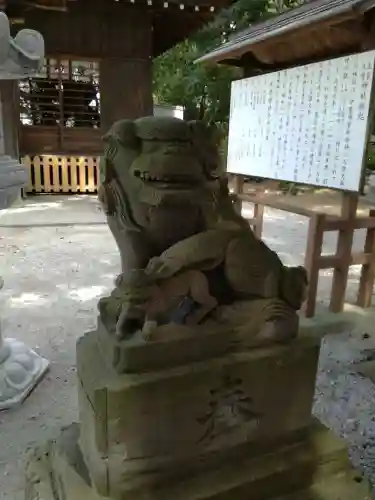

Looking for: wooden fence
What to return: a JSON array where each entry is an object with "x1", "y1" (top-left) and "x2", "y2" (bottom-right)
[{"x1": 23, "y1": 155, "x2": 100, "y2": 194}]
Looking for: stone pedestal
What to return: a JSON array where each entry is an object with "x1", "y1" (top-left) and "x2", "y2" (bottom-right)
[
  {"x1": 24, "y1": 328, "x2": 374, "y2": 499},
  {"x1": 76, "y1": 328, "x2": 320, "y2": 497}
]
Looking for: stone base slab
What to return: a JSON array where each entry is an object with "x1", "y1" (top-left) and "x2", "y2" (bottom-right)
[{"x1": 25, "y1": 420, "x2": 374, "y2": 500}]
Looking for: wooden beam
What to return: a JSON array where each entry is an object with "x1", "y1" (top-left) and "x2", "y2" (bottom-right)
[
  {"x1": 238, "y1": 193, "x2": 317, "y2": 218},
  {"x1": 319, "y1": 252, "x2": 373, "y2": 269},
  {"x1": 323, "y1": 216, "x2": 375, "y2": 231},
  {"x1": 238, "y1": 12, "x2": 358, "y2": 65},
  {"x1": 9, "y1": 17, "x2": 25, "y2": 24},
  {"x1": 21, "y1": 1, "x2": 68, "y2": 12},
  {"x1": 243, "y1": 44, "x2": 366, "y2": 73}
]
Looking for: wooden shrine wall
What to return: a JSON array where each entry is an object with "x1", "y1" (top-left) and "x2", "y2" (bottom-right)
[
  {"x1": 100, "y1": 58, "x2": 152, "y2": 131},
  {"x1": 19, "y1": 57, "x2": 102, "y2": 156},
  {"x1": 13, "y1": 1, "x2": 153, "y2": 61},
  {"x1": 15, "y1": 0, "x2": 153, "y2": 145},
  {"x1": 18, "y1": 57, "x2": 152, "y2": 156}
]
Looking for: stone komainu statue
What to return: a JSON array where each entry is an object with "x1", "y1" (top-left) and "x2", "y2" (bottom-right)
[
  {"x1": 24, "y1": 116, "x2": 364, "y2": 500},
  {"x1": 97, "y1": 116, "x2": 308, "y2": 344}
]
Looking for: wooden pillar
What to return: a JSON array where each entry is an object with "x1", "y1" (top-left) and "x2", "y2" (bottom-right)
[
  {"x1": 253, "y1": 202, "x2": 264, "y2": 239},
  {"x1": 304, "y1": 214, "x2": 326, "y2": 317},
  {"x1": 232, "y1": 174, "x2": 244, "y2": 217},
  {"x1": 232, "y1": 174, "x2": 244, "y2": 194},
  {"x1": 329, "y1": 192, "x2": 358, "y2": 313},
  {"x1": 356, "y1": 20, "x2": 375, "y2": 308},
  {"x1": 357, "y1": 209, "x2": 375, "y2": 307},
  {"x1": 100, "y1": 58, "x2": 153, "y2": 132}
]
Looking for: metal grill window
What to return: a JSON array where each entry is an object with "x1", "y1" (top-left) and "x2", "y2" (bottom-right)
[{"x1": 20, "y1": 58, "x2": 100, "y2": 129}]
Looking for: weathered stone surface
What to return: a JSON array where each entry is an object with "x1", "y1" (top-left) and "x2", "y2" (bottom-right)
[
  {"x1": 0, "y1": 12, "x2": 44, "y2": 79},
  {"x1": 76, "y1": 329, "x2": 320, "y2": 497},
  {"x1": 276, "y1": 472, "x2": 373, "y2": 500},
  {"x1": 0, "y1": 336, "x2": 49, "y2": 410},
  {"x1": 25, "y1": 424, "x2": 103, "y2": 500},
  {"x1": 0, "y1": 278, "x2": 49, "y2": 410},
  {"x1": 135, "y1": 115, "x2": 192, "y2": 140},
  {"x1": 25, "y1": 420, "x2": 374, "y2": 500},
  {"x1": 0, "y1": 155, "x2": 28, "y2": 208},
  {"x1": 98, "y1": 116, "x2": 307, "y2": 345},
  {"x1": 95, "y1": 318, "x2": 234, "y2": 373}
]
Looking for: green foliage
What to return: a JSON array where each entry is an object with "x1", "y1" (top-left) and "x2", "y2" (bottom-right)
[
  {"x1": 153, "y1": 41, "x2": 238, "y2": 124},
  {"x1": 367, "y1": 147, "x2": 375, "y2": 171},
  {"x1": 153, "y1": 0, "x2": 304, "y2": 124}
]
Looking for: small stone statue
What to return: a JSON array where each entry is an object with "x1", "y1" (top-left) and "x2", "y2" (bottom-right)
[{"x1": 98, "y1": 116, "x2": 308, "y2": 347}]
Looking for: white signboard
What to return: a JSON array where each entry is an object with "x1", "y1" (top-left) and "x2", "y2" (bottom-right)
[{"x1": 227, "y1": 51, "x2": 375, "y2": 192}]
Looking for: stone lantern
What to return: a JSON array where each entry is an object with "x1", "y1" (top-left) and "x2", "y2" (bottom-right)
[{"x1": 0, "y1": 12, "x2": 48, "y2": 410}]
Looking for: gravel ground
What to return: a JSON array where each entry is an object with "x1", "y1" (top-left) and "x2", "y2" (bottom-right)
[{"x1": 1, "y1": 194, "x2": 375, "y2": 498}]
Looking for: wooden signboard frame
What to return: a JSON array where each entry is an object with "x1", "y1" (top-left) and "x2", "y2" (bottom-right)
[
  {"x1": 229, "y1": 52, "x2": 375, "y2": 317},
  {"x1": 227, "y1": 51, "x2": 375, "y2": 192}
]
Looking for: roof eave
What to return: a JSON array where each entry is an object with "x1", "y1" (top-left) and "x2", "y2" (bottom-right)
[{"x1": 195, "y1": 0, "x2": 375, "y2": 65}]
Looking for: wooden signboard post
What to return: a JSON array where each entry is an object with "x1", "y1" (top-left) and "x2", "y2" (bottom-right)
[{"x1": 228, "y1": 51, "x2": 375, "y2": 317}]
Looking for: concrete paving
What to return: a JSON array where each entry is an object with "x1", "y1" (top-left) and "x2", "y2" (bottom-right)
[{"x1": 1, "y1": 194, "x2": 375, "y2": 498}]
